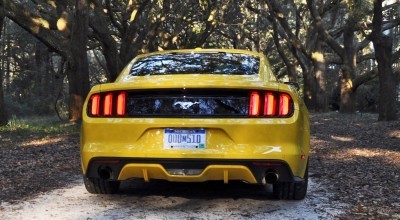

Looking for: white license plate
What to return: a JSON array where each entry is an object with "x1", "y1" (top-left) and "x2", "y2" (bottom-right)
[{"x1": 164, "y1": 129, "x2": 206, "y2": 149}]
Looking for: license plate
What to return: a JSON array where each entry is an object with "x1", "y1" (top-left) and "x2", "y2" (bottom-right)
[{"x1": 164, "y1": 129, "x2": 206, "y2": 149}]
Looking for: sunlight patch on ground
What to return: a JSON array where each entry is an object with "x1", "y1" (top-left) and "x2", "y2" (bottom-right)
[
  {"x1": 339, "y1": 148, "x2": 400, "y2": 165},
  {"x1": 330, "y1": 135, "x2": 354, "y2": 142},
  {"x1": 389, "y1": 130, "x2": 400, "y2": 139},
  {"x1": 21, "y1": 137, "x2": 65, "y2": 147}
]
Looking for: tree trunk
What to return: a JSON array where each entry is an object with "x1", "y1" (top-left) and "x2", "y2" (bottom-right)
[
  {"x1": 271, "y1": 21, "x2": 297, "y2": 82},
  {"x1": 35, "y1": 42, "x2": 50, "y2": 97},
  {"x1": 312, "y1": 40, "x2": 328, "y2": 112},
  {"x1": 371, "y1": 0, "x2": 397, "y2": 121},
  {"x1": 0, "y1": 0, "x2": 7, "y2": 125},
  {"x1": 375, "y1": 36, "x2": 397, "y2": 120},
  {"x1": 4, "y1": 21, "x2": 10, "y2": 92},
  {"x1": 68, "y1": 0, "x2": 90, "y2": 122},
  {"x1": 89, "y1": 3, "x2": 124, "y2": 82},
  {"x1": 340, "y1": 26, "x2": 357, "y2": 113},
  {"x1": 339, "y1": 66, "x2": 356, "y2": 113},
  {"x1": 303, "y1": 69, "x2": 318, "y2": 111}
]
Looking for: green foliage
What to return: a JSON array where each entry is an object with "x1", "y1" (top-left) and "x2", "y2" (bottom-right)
[
  {"x1": 346, "y1": 0, "x2": 373, "y2": 23},
  {"x1": 1, "y1": 0, "x2": 399, "y2": 117},
  {"x1": 0, "y1": 115, "x2": 79, "y2": 134},
  {"x1": 1, "y1": 20, "x2": 69, "y2": 118}
]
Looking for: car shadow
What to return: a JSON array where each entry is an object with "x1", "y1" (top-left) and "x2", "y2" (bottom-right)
[{"x1": 118, "y1": 179, "x2": 274, "y2": 201}]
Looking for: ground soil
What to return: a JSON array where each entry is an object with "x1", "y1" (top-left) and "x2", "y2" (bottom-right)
[
  {"x1": 0, "y1": 113, "x2": 399, "y2": 219},
  {"x1": 0, "y1": 126, "x2": 81, "y2": 202},
  {"x1": 309, "y1": 113, "x2": 400, "y2": 219}
]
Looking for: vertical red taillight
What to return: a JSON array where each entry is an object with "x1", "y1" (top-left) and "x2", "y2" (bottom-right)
[
  {"x1": 249, "y1": 91, "x2": 293, "y2": 117},
  {"x1": 279, "y1": 94, "x2": 291, "y2": 116},
  {"x1": 249, "y1": 92, "x2": 261, "y2": 116},
  {"x1": 103, "y1": 93, "x2": 113, "y2": 116},
  {"x1": 116, "y1": 92, "x2": 126, "y2": 116},
  {"x1": 264, "y1": 92, "x2": 276, "y2": 116},
  {"x1": 89, "y1": 92, "x2": 127, "y2": 117},
  {"x1": 90, "y1": 94, "x2": 101, "y2": 116}
]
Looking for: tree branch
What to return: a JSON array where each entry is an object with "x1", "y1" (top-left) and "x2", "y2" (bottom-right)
[
  {"x1": 393, "y1": 50, "x2": 400, "y2": 63},
  {"x1": 352, "y1": 69, "x2": 378, "y2": 92},
  {"x1": 4, "y1": 0, "x2": 69, "y2": 57},
  {"x1": 105, "y1": 0, "x2": 123, "y2": 32},
  {"x1": 306, "y1": 0, "x2": 344, "y2": 58}
]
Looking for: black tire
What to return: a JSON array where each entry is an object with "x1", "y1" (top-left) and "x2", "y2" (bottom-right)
[
  {"x1": 272, "y1": 163, "x2": 308, "y2": 200},
  {"x1": 83, "y1": 176, "x2": 120, "y2": 194}
]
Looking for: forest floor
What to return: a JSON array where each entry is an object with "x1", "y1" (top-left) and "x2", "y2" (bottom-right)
[
  {"x1": 0, "y1": 113, "x2": 399, "y2": 219},
  {"x1": 309, "y1": 112, "x2": 399, "y2": 219}
]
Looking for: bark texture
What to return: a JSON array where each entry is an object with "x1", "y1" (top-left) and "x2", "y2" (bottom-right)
[
  {"x1": 307, "y1": 0, "x2": 369, "y2": 114},
  {"x1": 0, "y1": 0, "x2": 7, "y2": 125},
  {"x1": 67, "y1": 0, "x2": 90, "y2": 121},
  {"x1": 371, "y1": 0, "x2": 397, "y2": 121},
  {"x1": 266, "y1": 0, "x2": 326, "y2": 112}
]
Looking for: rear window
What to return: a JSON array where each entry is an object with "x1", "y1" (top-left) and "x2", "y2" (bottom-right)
[{"x1": 130, "y1": 52, "x2": 260, "y2": 76}]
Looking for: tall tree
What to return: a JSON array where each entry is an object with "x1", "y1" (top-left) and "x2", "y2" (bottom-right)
[
  {"x1": 307, "y1": 0, "x2": 400, "y2": 114},
  {"x1": 371, "y1": 0, "x2": 397, "y2": 121},
  {"x1": 2, "y1": 0, "x2": 398, "y2": 119},
  {"x1": 307, "y1": 0, "x2": 359, "y2": 113},
  {"x1": 3, "y1": 0, "x2": 222, "y2": 119},
  {"x1": 261, "y1": 0, "x2": 328, "y2": 111},
  {"x1": 0, "y1": 0, "x2": 7, "y2": 125},
  {"x1": 68, "y1": 0, "x2": 90, "y2": 121}
]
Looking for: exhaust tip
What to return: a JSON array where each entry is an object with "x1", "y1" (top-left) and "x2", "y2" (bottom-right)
[
  {"x1": 265, "y1": 171, "x2": 279, "y2": 184},
  {"x1": 98, "y1": 167, "x2": 112, "y2": 180}
]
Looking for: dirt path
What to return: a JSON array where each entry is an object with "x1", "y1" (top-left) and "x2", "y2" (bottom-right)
[
  {"x1": 1, "y1": 176, "x2": 346, "y2": 219},
  {"x1": 1, "y1": 113, "x2": 398, "y2": 218}
]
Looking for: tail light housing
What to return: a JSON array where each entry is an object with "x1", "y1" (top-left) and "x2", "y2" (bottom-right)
[
  {"x1": 87, "y1": 90, "x2": 293, "y2": 118},
  {"x1": 88, "y1": 91, "x2": 127, "y2": 117},
  {"x1": 249, "y1": 91, "x2": 293, "y2": 117}
]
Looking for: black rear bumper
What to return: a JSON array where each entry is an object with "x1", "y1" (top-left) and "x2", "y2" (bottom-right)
[{"x1": 85, "y1": 158, "x2": 299, "y2": 184}]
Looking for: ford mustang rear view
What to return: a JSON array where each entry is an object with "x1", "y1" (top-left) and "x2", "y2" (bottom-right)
[{"x1": 80, "y1": 48, "x2": 310, "y2": 200}]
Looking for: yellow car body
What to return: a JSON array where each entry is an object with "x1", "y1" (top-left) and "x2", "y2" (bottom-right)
[{"x1": 80, "y1": 49, "x2": 310, "y2": 199}]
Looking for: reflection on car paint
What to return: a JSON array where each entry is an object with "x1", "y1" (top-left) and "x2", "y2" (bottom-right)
[{"x1": 130, "y1": 53, "x2": 260, "y2": 76}]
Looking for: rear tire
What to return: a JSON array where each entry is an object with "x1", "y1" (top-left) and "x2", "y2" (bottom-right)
[
  {"x1": 272, "y1": 163, "x2": 308, "y2": 200},
  {"x1": 83, "y1": 176, "x2": 120, "y2": 194}
]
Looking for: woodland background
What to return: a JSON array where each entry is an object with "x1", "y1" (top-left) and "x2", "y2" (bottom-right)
[{"x1": 0, "y1": 0, "x2": 399, "y2": 123}]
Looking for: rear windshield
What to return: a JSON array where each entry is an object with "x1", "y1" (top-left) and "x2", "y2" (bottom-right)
[{"x1": 130, "y1": 52, "x2": 260, "y2": 76}]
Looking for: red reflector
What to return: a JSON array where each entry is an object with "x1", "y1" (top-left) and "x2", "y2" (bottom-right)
[
  {"x1": 116, "y1": 92, "x2": 126, "y2": 116},
  {"x1": 252, "y1": 162, "x2": 282, "y2": 167},
  {"x1": 90, "y1": 94, "x2": 101, "y2": 116},
  {"x1": 94, "y1": 160, "x2": 121, "y2": 164},
  {"x1": 264, "y1": 92, "x2": 276, "y2": 116},
  {"x1": 103, "y1": 93, "x2": 113, "y2": 116},
  {"x1": 249, "y1": 92, "x2": 260, "y2": 116},
  {"x1": 279, "y1": 94, "x2": 291, "y2": 116}
]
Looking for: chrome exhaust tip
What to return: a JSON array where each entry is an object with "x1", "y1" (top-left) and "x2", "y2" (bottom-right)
[
  {"x1": 265, "y1": 172, "x2": 279, "y2": 184},
  {"x1": 98, "y1": 167, "x2": 112, "y2": 180}
]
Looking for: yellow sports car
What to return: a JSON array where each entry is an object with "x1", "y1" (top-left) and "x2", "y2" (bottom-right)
[{"x1": 80, "y1": 48, "x2": 310, "y2": 200}]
